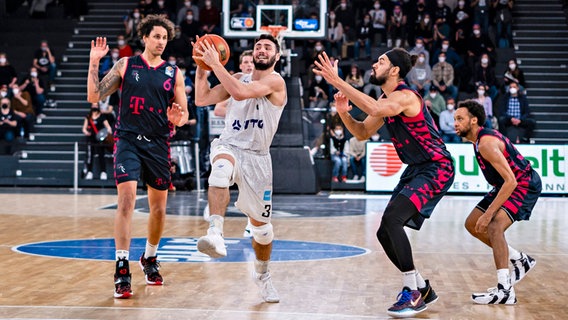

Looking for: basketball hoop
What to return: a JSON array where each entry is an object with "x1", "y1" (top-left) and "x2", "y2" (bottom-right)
[{"x1": 260, "y1": 25, "x2": 288, "y2": 38}]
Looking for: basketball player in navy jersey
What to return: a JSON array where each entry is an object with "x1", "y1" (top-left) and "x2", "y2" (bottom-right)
[
  {"x1": 87, "y1": 15, "x2": 188, "y2": 298},
  {"x1": 313, "y1": 48, "x2": 455, "y2": 318},
  {"x1": 454, "y1": 100, "x2": 540, "y2": 305},
  {"x1": 192, "y1": 34, "x2": 286, "y2": 303}
]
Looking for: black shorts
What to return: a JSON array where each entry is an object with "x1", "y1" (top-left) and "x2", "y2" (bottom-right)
[
  {"x1": 476, "y1": 169, "x2": 542, "y2": 222},
  {"x1": 114, "y1": 133, "x2": 171, "y2": 190}
]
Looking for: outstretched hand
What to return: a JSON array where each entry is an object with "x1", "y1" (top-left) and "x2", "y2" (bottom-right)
[
  {"x1": 90, "y1": 37, "x2": 109, "y2": 62},
  {"x1": 167, "y1": 102, "x2": 185, "y2": 127},
  {"x1": 192, "y1": 36, "x2": 221, "y2": 70},
  {"x1": 334, "y1": 91, "x2": 352, "y2": 113},
  {"x1": 312, "y1": 51, "x2": 341, "y2": 87}
]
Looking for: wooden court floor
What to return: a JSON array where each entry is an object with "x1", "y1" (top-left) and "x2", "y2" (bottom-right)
[{"x1": 0, "y1": 188, "x2": 566, "y2": 320}]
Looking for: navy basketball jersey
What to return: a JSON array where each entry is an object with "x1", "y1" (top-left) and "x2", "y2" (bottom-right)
[
  {"x1": 474, "y1": 128, "x2": 534, "y2": 188},
  {"x1": 117, "y1": 55, "x2": 177, "y2": 138},
  {"x1": 383, "y1": 82, "x2": 451, "y2": 165}
]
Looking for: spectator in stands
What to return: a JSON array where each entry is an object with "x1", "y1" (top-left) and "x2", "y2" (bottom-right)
[
  {"x1": 32, "y1": 40, "x2": 57, "y2": 86},
  {"x1": 503, "y1": 58, "x2": 526, "y2": 93},
  {"x1": 164, "y1": 26, "x2": 192, "y2": 63},
  {"x1": 0, "y1": 97, "x2": 19, "y2": 154},
  {"x1": 433, "y1": 0, "x2": 453, "y2": 28},
  {"x1": 472, "y1": 52, "x2": 498, "y2": 100},
  {"x1": 354, "y1": 14, "x2": 374, "y2": 60},
  {"x1": 306, "y1": 41, "x2": 326, "y2": 87},
  {"x1": 424, "y1": 86, "x2": 446, "y2": 126},
  {"x1": 124, "y1": 8, "x2": 143, "y2": 49},
  {"x1": 151, "y1": 0, "x2": 175, "y2": 21},
  {"x1": 177, "y1": 0, "x2": 200, "y2": 25},
  {"x1": 99, "y1": 48, "x2": 120, "y2": 78},
  {"x1": 409, "y1": 37, "x2": 430, "y2": 65},
  {"x1": 432, "y1": 16, "x2": 452, "y2": 50},
  {"x1": 345, "y1": 64, "x2": 364, "y2": 92},
  {"x1": 19, "y1": 67, "x2": 47, "y2": 120},
  {"x1": 474, "y1": 83, "x2": 495, "y2": 128},
  {"x1": 497, "y1": 82, "x2": 536, "y2": 143},
  {"x1": 414, "y1": 15, "x2": 435, "y2": 52},
  {"x1": 363, "y1": 69, "x2": 382, "y2": 99},
  {"x1": 369, "y1": 0, "x2": 387, "y2": 47},
  {"x1": 493, "y1": 0, "x2": 514, "y2": 48},
  {"x1": 82, "y1": 103, "x2": 113, "y2": 180},
  {"x1": 305, "y1": 74, "x2": 330, "y2": 147},
  {"x1": 326, "y1": 11, "x2": 344, "y2": 58},
  {"x1": 388, "y1": 4, "x2": 406, "y2": 48},
  {"x1": 137, "y1": 0, "x2": 155, "y2": 16},
  {"x1": 9, "y1": 84, "x2": 35, "y2": 139},
  {"x1": 432, "y1": 38, "x2": 465, "y2": 70},
  {"x1": 432, "y1": 52, "x2": 458, "y2": 100},
  {"x1": 330, "y1": 124, "x2": 348, "y2": 183},
  {"x1": 200, "y1": 0, "x2": 220, "y2": 35},
  {"x1": 453, "y1": 0, "x2": 473, "y2": 37},
  {"x1": 347, "y1": 136, "x2": 366, "y2": 182},
  {"x1": 117, "y1": 35, "x2": 133, "y2": 58},
  {"x1": 334, "y1": 0, "x2": 356, "y2": 35},
  {"x1": 0, "y1": 53, "x2": 18, "y2": 88},
  {"x1": 29, "y1": 0, "x2": 52, "y2": 18},
  {"x1": 407, "y1": 52, "x2": 432, "y2": 97},
  {"x1": 439, "y1": 97, "x2": 461, "y2": 143},
  {"x1": 406, "y1": 0, "x2": 430, "y2": 47},
  {"x1": 179, "y1": 9, "x2": 201, "y2": 42},
  {"x1": 471, "y1": 0, "x2": 491, "y2": 35},
  {"x1": 466, "y1": 23, "x2": 495, "y2": 74}
]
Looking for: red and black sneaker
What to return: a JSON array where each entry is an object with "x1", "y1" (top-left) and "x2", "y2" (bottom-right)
[
  {"x1": 114, "y1": 258, "x2": 133, "y2": 298},
  {"x1": 139, "y1": 253, "x2": 163, "y2": 285}
]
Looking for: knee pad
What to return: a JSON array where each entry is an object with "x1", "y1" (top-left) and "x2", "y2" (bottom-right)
[
  {"x1": 251, "y1": 223, "x2": 274, "y2": 245},
  {"x1": 208, "y1": 158, "x2": 233, "y2": 188}
]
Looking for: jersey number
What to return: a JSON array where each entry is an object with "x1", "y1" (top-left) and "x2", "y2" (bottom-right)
[{"x1": 262, "y1": 205, "x2": 271, "y2": 218}]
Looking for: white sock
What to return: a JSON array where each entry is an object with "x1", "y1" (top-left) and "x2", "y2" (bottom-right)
[
  {"x1": 402, "y1": 270, "x2": 418, "y2": 290},
  {"x1": 415, "y1": 270, "x2": 427, "y2": 289},
  {"x1": 208, "y1": 215, "x2": 224, "y2": 235},
  {"x1": 508, "y1": 245, "x2": 522, "y2": 261},
  {"x1": 497, "y1": 269, "x2": 511, "y2": 289},
  {"x1": 144, "y1": 241, "x2": 158, "y2": 258},
  {"x1": 116, "y1": 250, "x2": 129, "y2": 260},
  {"x1": 255, "y1": 259, "x2": 270, "y2": 275}
]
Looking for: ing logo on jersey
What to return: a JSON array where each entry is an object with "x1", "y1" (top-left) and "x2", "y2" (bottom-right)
[{"x1": 231, "y1": 119, "x2": 264, "y2": 131}]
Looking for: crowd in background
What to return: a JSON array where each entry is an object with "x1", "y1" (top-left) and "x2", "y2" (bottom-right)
[{"x1": 0, "y1": 0, "x2": 537, "y2": 183}]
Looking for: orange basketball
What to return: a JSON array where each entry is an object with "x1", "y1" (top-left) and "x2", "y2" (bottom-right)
[{"x1": 193, "y1": 34, "x2": 231, "y2": 71}]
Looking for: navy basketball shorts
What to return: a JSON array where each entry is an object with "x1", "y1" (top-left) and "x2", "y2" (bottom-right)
[
  {"x1": 113, "y1": 133, "x2": 171, "y2": 191},
  {"x1": 476, "y1": 169, "x2": 542, "y2": 222}
]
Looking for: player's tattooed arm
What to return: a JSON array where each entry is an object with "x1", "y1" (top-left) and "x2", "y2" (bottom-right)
[{"x1": 87, "y1": 58, "x2": 124, "y2": 103}]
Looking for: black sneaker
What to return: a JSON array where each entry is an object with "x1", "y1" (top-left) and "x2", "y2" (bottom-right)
[
  {"x1": 139, "y1": 253, "x2": 163, "y2": 285},
  {"x1": 114, "y1": 258, "x2": 132, "y2": 298},
  {"x1": 419, "y1": 279, "x2": 439, "y2": 304}
]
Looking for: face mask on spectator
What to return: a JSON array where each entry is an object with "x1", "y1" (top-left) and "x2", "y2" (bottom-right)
[
  {"x1": 118, "y1": 40, "x2": 125, "y2": 46},
  {"x1": 133, "y1": 12, "x2": 140, "y2": 19},
  {"x1": 473, "y1": 29, "x2": 480, "y2": 36},
  {"x1": 340, "y1": 3, "x2": 346, "y2": 9},
  {"x1": 438, "y1": 57, "x2": 446, "y2": 63},
  {"x1": 0, "y1": 58, "x2": 5, "y2": 64},
  {"x1": 334, "y1": 129, "x2": 343, "y2": 136},
  {"x1": 509, "y1": 87, "x2": 518, "y2": 95},
  {"x1": 41, "y1": 46, "x2": 48, "y2": 51},
  {"x1": 438, "y1": 0, "x2": 444, "y2": 6},
  {"x1": 330, "y1": 106, "x2": 337, "y2": 113},
  {"x1": 509, "y1": 63, "x2": 516, "y2": 70},
  {"x1": 91, "y1": 107, "x2": 100, "y2": 112},
  {"x1": 30, "y1": 72, "x2": 38, "y2": 78},
  {"x1": 169, "y1": 59, "x2": 176, "y2": 65},
  {"x1": 0, "y1": 92, "x2": 7, "y2": 98},
  {"x1": 12, "y1": 88, "x2": 19, "y2": 95},
  {"x1": 459, "y1": 1, "x2": 465, "y2": 6},
  {"x1": 374, "y1": 4, "x2": 380, "y2": 9},
  {"x1": 477, "y1": 89, "x2": 485, "y2": 96},
  {"x1": 1, "y1": 103, "x2": 8, "y2": 109},
  {"x1": 364, "y1": 18, "x2": 370, "y2": 24},
  {"x1": 111, "y1": 52, "x2": 119, "y2": 59},
  {"x1": 205, "y1": 1, "x2": 211, "y2": 7},
  {"x1": 424, "y1": 18, "x2": 430, "y2": 24},
  {"x1": 187, "y1": 15, "x2": 193, "y2": 20},
  {"x1": 447, "y1": 104, "x2": 454, "y2": 110},
  {"x1": 415, "y1": 43, "x2": 423, "y2": 49},
  {"x1": 184, "y1": 1, "x2": 191, "y2": 7},
  {"x1": 442, "y1": 44, "x2": 449, "y2": 50},
  {"x1": 418, "y1": 56, "x2": 425, "y2": 64},
  {"x1": 315, "y1": 45, "x2": 323, "y2": 51},
  {"x1": 429, "y1": 92, "x2": 437, "y2": 98},
  {"x1": 481, "y1": 58, "x2": 489, "y2": 64},
  {"x1": 329, "y1": 14, "x2": 336, "y2": 19},
  {"x1": 371, "y1": 134, "x2": 380, "y2": 141},
  {"x1": 158, "y1": 1, "x2": 164, "y2": 6},
  {"x1": 315, "y1": 75, "x2": 323, "y2": 82}
]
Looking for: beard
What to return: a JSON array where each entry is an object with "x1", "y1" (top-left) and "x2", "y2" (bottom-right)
[
  {"x1": 369, "y1": 69, "x2": 388, "y2": 86},
  {"x1": 254, "y1": 55, "x2": 277, "y2": 70},
  {"x1": 456, "y1": 123, "x2": 470, "y2": 137}
]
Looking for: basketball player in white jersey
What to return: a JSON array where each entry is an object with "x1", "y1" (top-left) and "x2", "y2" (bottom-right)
[{"x1": 193, "y1": 34, "x2": 287, "y2": 303}]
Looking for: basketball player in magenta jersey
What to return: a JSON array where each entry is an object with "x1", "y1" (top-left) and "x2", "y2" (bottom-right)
[
  {"x1": 193, "y1": 34, "x2": 286, "y2": 303},
  {"x1": 314, "y1": 48, "x2": 455, "y2": 318},
  {"x1": 87, "y1": 15, "x2": 188, "y2": 298},
  {"x1": 455, "y1": 100, "x2": 540, "y2": 305}
]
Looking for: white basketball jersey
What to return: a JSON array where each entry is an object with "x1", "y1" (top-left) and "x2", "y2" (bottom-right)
[{"x1": 218, "y1": 72, "x2": 286, "y2": 154}]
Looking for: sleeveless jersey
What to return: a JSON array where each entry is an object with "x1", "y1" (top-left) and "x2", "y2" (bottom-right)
[
  {"x1": 218, "y1": 72, "x2": 286, "y2": 154},
  {"x1": 383, "y1": 82, "x2": 451, "y2": 165},
  {"x1": 117, "y1": 55, "x2": 177, "y2": 138},
  {"x1": 474, "y1": 127, "x2": 533, "y2": 188}
]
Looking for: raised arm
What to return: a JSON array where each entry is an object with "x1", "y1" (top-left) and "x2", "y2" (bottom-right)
[
  {"x1": 334, "y1": 91, "x2": 384, "y2": 141},
  {"x1": 87, "y1": 37, "x2": 123, "y2": 103}
]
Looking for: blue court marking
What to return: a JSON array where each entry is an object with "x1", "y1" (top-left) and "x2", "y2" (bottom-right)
[{"x1": 12, "y1": 237, "x2": 370, "y2": 263}]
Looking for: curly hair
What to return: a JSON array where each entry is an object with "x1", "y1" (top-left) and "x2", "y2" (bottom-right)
[
  {"x1": 457, "y1": 99, "x2": 486, "y2": 127},
  {"x1": 137, "y1": 14, "x2": 175, "y2": 41}
]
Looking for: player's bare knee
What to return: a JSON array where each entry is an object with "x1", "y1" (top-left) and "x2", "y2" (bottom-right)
[
  {"x1": 208, "y1": 158, "x2": 233, "y2": 188},
  {"x1": 251, "y1": 223, "x2": 274, "y2": 245}
]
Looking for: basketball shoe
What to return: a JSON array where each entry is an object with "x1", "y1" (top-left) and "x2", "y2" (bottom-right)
[
  {"x1": 114, "y1": 258, "x2": 132, "y2": 298},
  {"x1": 418, "y1": 279, "x2": 439, "y2": 304},
  {"x1": 472, "y1": 284, "x2": 517, "y2": 305},
  {"x1": 243, "y1": 219, "x2": 253, "y2": 238},
  {"x1": 386, "y1": 287, "x2": 427, "y2": 318},
  {"x1": 511, "y1": 252, "x2": 536, "y2": 286},
  {"x1": 253, "y1": 271, "x2": 280, "y2": 303},
  {"x1": 139, "y1": 253, "x2": 163, "y2": 285},
  {"x1": 197, "y1": 230, "x2": 227, "y2": 258}
]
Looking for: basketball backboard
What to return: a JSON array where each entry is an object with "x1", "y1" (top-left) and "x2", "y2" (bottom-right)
[{"x1": 222, "y1": 0, "x2": 327, "y2": 39}]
